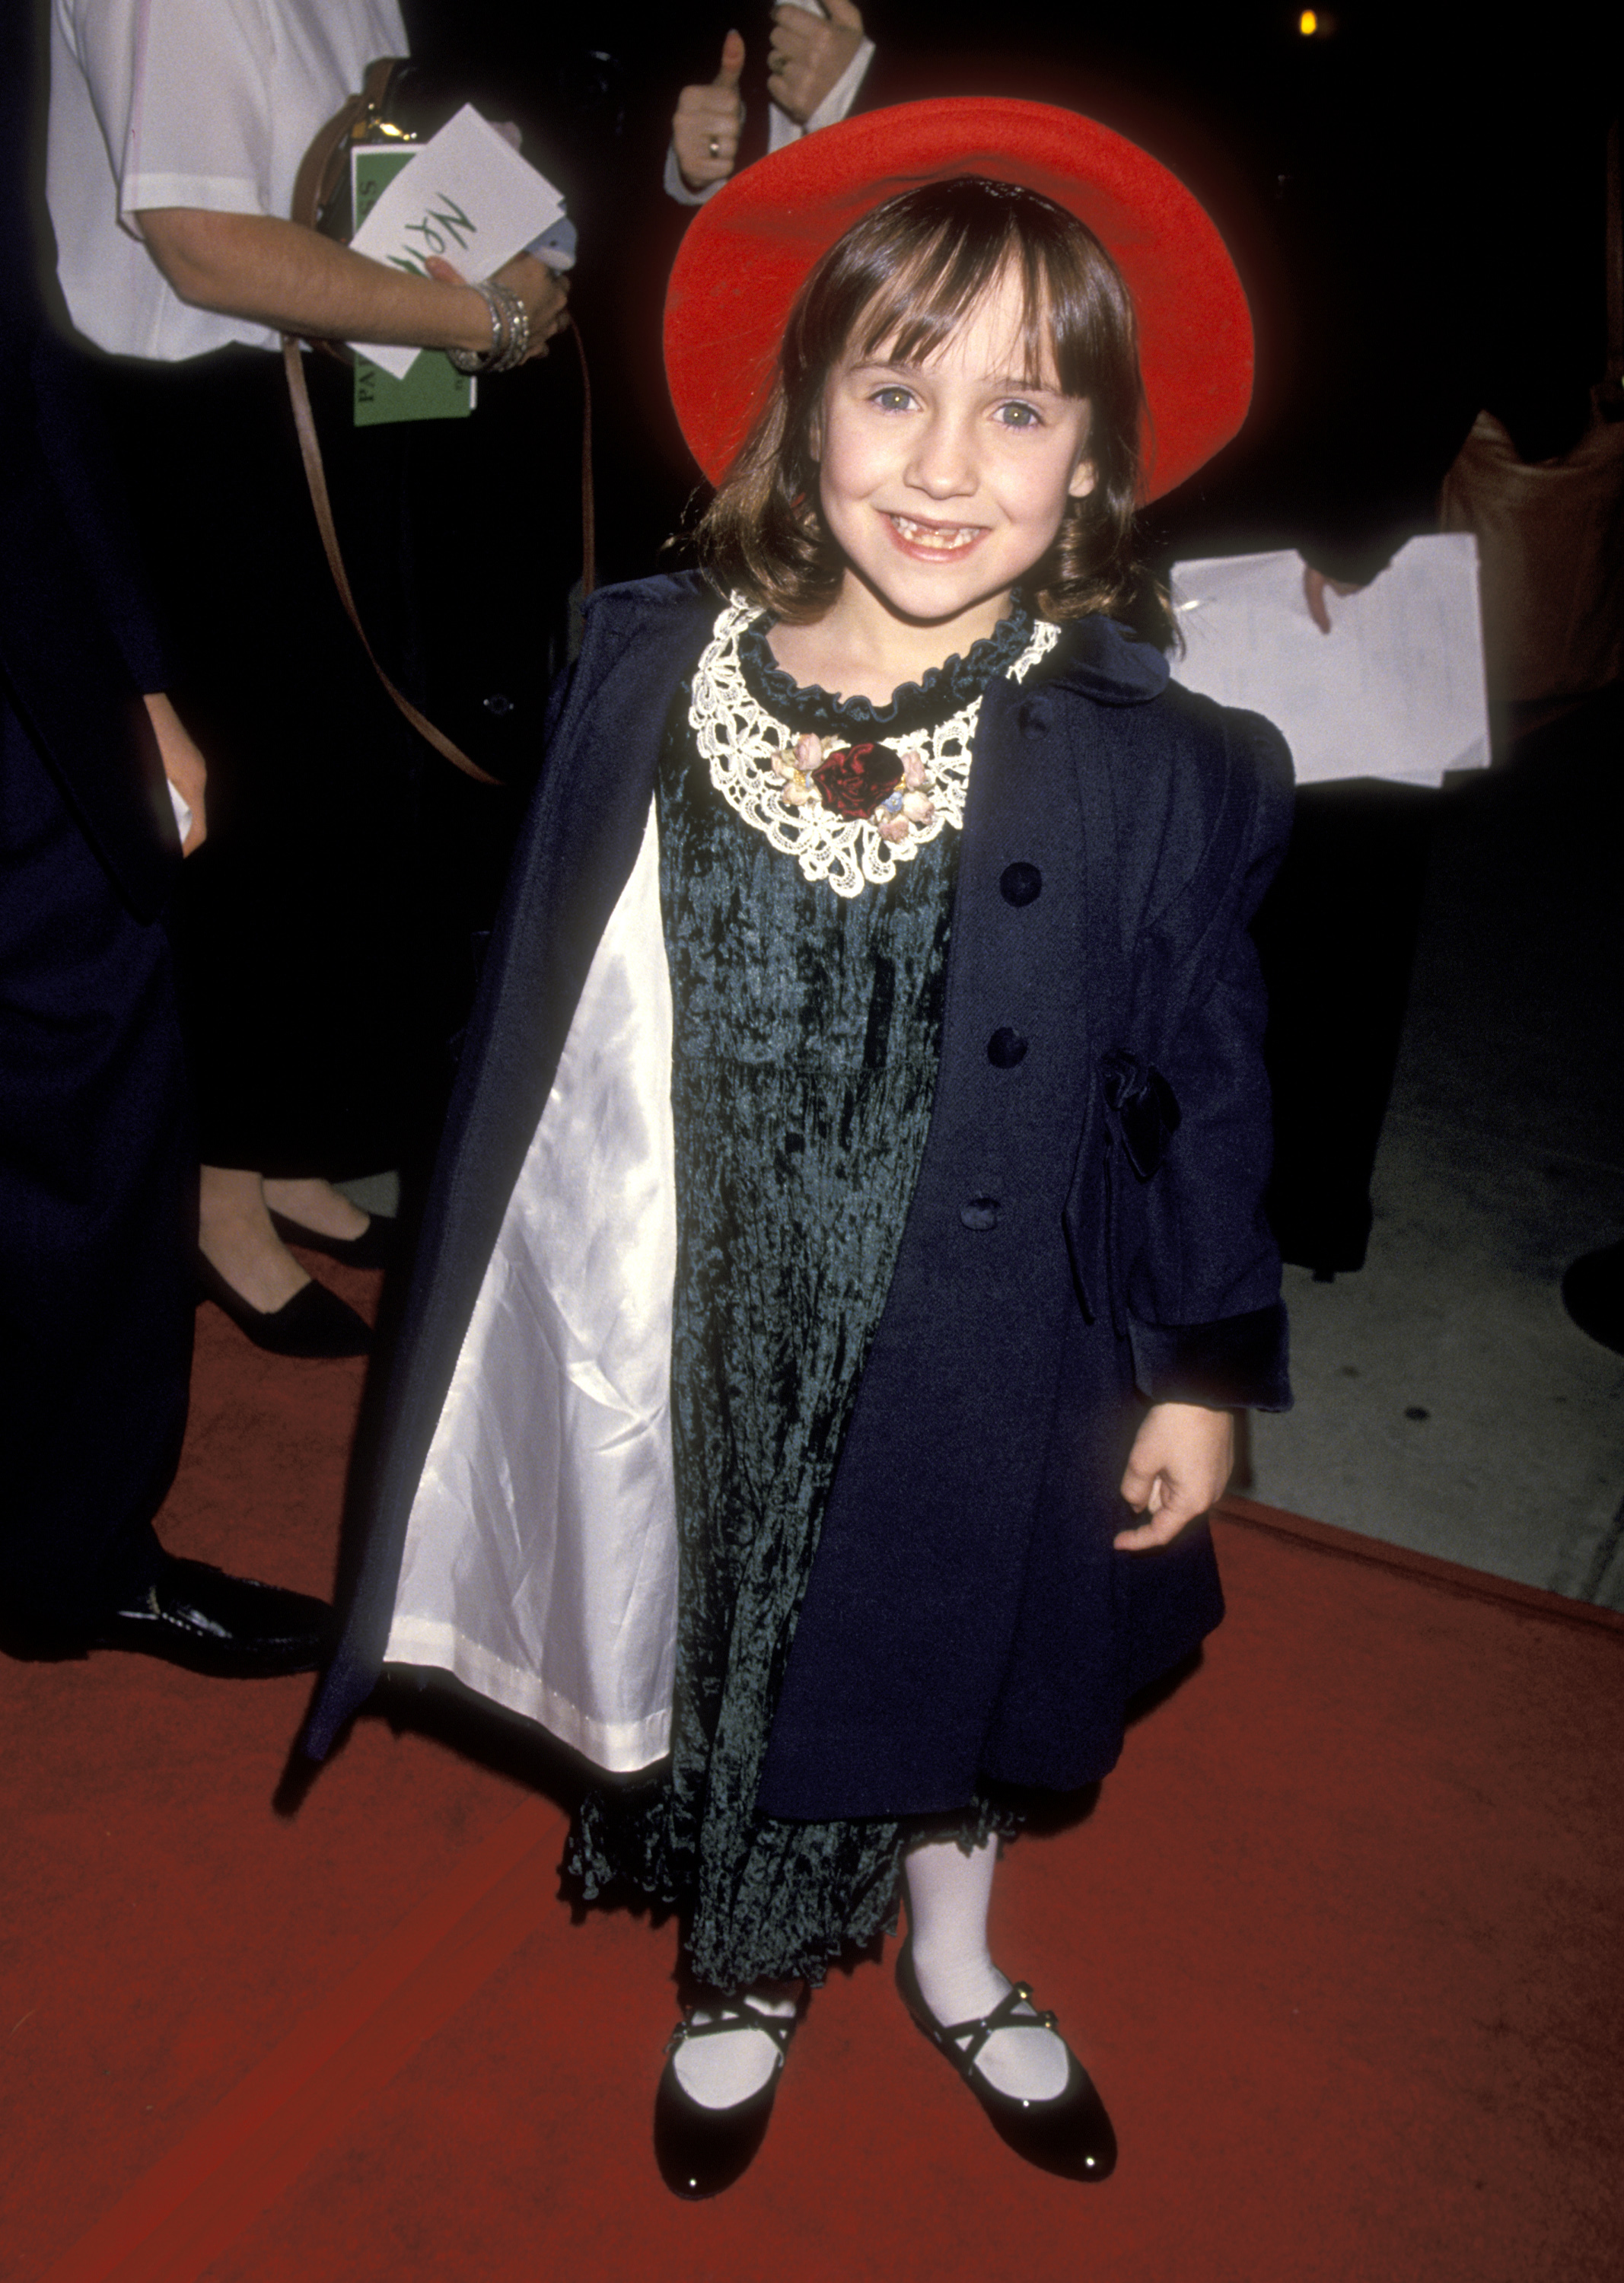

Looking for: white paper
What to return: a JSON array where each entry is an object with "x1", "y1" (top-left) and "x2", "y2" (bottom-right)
[
  {"x1": 1169, "y1": 537, "x2": 1491, "y2": 788},
  {"x1": 347, "y1": 105, "x2": 565, "y2": 378}
]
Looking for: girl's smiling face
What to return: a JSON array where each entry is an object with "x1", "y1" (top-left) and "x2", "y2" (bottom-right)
[{"x1": 816, "y1": 262, "x2": 1097, "y2": 639}]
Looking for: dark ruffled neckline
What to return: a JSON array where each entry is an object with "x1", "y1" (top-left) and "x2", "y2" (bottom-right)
[{"x1": 737, "y1": 601, "x2": 1041, "y2": 737}]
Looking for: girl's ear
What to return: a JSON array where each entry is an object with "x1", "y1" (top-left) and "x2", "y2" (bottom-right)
[{"x1": 1068, "y1": 458, "x2": 1098, "y2": 501}]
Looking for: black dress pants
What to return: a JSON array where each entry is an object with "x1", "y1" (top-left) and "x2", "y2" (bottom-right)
[
  {"x1": 1254, "y1": 778, "x2": 1438, "y2": 1275},
  {"x1": 0, "y1": 705, "x2": 189, "y2": 1636}
]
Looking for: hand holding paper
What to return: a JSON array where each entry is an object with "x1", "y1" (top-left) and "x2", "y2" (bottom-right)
[
  {"x1": 1170, "y1": 537, "x2": 1491, "y2": 788},
  {"x1": 348, "y1": 106, "x2": 566, "y2": 378}
]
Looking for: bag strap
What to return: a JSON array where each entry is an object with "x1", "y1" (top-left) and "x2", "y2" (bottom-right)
[
  {"x1": 1606, "y1": 115, "x2": 1622, "y2": 395},
  {"x1": 291, "y1": 56, "x2": 402, "y2": 235},
  {"x1": 283, "y1": 330, "x2": 498, "y2": 783},
  {"x1": 282, "y1": 53, "x2": 597, "y2": 787}
]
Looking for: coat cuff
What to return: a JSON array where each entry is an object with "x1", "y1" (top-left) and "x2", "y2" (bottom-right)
[{"x1": 1129, "y1": 1302, "x2": 1291, "y2": 1412}]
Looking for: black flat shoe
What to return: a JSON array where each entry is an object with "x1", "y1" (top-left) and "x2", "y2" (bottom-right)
[
  {"x1": 268, "y1": 1208, "x2": 397, "y2": 1270},
  {"x1": 653, "y1": 1997, "x2": 799, "y2": 2199},
  {"x1": 895, "y1": 1936, "x2": 1116, "y2": 2182},
  {"x1": 196, "y1": 1250, "x2": 371, "y2": 1356},
  {"x1": 1562, "y1": 1240, "x2": 1624, "y2": 1355},
  {"x1": 91, "y1": 1552, "x2": 333, "y2": 1677}
]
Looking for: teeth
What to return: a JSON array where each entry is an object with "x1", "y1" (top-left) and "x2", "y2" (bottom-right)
[{"x1": 890, "y1": 514, "x2": 980, "y2": 552}]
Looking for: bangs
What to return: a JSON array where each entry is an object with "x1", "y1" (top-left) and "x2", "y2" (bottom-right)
[
  {"x1": 845, "y1": 228, "x2": 1082, "y2": 396},
  {"x1": 794, "y1": 179, "x2": 1137, "y2": 407}
]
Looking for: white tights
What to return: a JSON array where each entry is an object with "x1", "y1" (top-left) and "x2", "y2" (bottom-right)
[
  {"x1": 672, "y1": 1834, "x2": 1071, "y2": 2110},
  {"x1": 903, "y1": 1833, "x2": 1072, "y2": 2100}
]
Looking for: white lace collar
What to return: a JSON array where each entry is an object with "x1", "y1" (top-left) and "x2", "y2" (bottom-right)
[{"x1": 687, "y1": 594, "x2": 1060, "y2": 900}]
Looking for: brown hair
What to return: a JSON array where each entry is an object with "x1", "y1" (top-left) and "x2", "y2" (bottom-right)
[{"x1": 696, "y1": 175, "x2": 1168, "y2": 637}]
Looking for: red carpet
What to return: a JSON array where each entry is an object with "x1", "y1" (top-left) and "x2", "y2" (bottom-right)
[{"x1": 6, "y1": 1258, "x2": 1622, "y2": 2282}]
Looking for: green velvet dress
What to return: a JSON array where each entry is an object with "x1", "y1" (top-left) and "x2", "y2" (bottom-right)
[{"x1": 565, "y1": 610, "x2": 1042, "y2": 1991}]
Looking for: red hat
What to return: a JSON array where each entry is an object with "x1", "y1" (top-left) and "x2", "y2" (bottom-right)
[{"x1": 664, "y1": 97, "x2": 1252, "y2": 502}]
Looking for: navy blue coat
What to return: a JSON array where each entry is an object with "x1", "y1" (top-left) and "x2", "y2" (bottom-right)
[{"x1": 308, "y1": 574, "x2": 1292, "y2": 1815}]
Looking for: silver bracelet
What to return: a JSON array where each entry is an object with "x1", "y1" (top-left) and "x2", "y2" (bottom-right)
[
  {"x1": 447, "y1": 279, "x2": 505, "y2": 374},
  {"x1": 484, "y1": 279, "x2": 530, "y2": 374}
]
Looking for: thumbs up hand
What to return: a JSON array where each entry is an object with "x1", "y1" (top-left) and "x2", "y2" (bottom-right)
[
  {"x1": 767, "y1": 1, "x2": 865, "y2": 126},
  {"x1": 673, "y1": 30, "x2": 747, "y2": 193}
]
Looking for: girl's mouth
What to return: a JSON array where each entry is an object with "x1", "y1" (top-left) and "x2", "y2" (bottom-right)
[{"x1": 885, "y1": 513, "x2": 986, "y2": 558}]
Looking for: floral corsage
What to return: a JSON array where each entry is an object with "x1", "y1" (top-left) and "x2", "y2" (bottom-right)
[{"x1": 771, "y1": 735, "x2": 938, "y2": 846}]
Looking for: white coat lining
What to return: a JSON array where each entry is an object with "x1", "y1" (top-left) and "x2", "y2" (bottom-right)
[{"x1": 383, "y1": 798, "x2": 677, "y2": 1772}]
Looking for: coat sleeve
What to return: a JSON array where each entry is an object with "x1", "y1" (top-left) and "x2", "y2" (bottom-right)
[{"x1": 1116, "y1": 705, "x2": 1294, "y2": 1412}]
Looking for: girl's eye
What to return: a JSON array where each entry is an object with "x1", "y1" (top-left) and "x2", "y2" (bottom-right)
[
  {"x1": 995, "y1": 401, "x2": 1043, "y2": 430},
  {"x1": 871, "y1": 385, "x2": 915, "y2": 412}
]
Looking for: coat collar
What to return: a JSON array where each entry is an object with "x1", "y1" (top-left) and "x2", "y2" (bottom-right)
[{"x1": 1045, "y1": 614, "x2": 1171, "y2": 707}]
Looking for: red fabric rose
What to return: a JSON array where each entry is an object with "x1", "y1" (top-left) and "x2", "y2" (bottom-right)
[{"x1": 812, "y1": 743, "x2": 903, "y2": 820}]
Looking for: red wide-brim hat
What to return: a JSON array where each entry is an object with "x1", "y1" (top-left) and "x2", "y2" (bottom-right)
[{"x1": 664, "y1": 97, "x2": 1253, "y2": 502}]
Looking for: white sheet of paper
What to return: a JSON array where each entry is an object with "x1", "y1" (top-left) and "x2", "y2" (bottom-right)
[
  {"x1": 1169, "y1": 537, "x2": 1490, "y2": 788},
  {"x1": 347, "y1": 105, "x2": 565, "y2": 379}
]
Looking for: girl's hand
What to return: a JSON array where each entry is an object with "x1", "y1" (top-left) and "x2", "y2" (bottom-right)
[{"x1": 1115, "y1": 1402, "x2": 1234, "y2": 1551}]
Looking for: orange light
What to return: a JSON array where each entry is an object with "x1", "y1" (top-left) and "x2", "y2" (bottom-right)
[{"x1": 1299, "y1": 8, "x2": 1318, "y2": 30}]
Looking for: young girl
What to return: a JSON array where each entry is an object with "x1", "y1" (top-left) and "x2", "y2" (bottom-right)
[{"x1": 308, "y1": 99, "x2": 1291, "y2": 2199}]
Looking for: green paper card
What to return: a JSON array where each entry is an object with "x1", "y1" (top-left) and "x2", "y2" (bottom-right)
[{"x1": 352, "y1": 147, "x2": 474, "y2": 427}]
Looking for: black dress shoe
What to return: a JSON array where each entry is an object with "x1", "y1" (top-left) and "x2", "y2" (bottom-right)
[
  {"x1": 653, "y1": 1998, "x2": 799, "y2": 2199},
  {"x1": 196, "y1": 1250, "x2": 371, "y2": 1356},
  {"x1": 895, "y1": 1936, "x2": 1116, "y2": 2182},
  {"x1": 1562, "y1": 1240, "x2": 1624, "y2": 1355},
  {"x1": 268, "y1": 1208, "x2": 397, "y2": 1270},
  {"x1": 91, "y1": 1553, "x2": 333, "y2": 1677}
]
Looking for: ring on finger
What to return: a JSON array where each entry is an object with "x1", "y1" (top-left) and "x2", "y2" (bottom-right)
[{"x1": 707, "y1": 135, "x2": 720, "y2": 158}]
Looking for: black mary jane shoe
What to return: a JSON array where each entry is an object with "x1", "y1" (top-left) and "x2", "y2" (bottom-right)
[
  {"x1": 895, "y1": 1936, "x2": 1117, "y2": 2182},
  {"x1": 196, "y1": 1250, "x2": 371, "y2": 1357},
  {"x1": 653, "y1": 1997, "x2": 799, "y2": 2199},
  {"x1": 91, "y1": 1553, "x2": 333, "y2": 1678},
  {"x1": 267, "y1": 1208, "x2": 397, "y2": 1271}
]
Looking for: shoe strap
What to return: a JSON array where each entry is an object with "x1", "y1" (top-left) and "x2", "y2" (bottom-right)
[
  {"x1": 665, "y1": 1996, "x2": 798, "y2": 2059},
  {"x1": 934, "y1": 1980, "x2": 1059, "y2": 2071}
]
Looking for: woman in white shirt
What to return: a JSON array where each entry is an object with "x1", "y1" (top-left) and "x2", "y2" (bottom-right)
[{"x1": 49, "y1": 0, "x2": 568, "y2": 1354}]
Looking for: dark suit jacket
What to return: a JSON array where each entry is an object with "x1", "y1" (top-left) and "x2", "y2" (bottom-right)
[
  {"x1": 0, "y1": 5, "x2": 175, "y2": 922},
  {"x1": 309, "y1": 573, "x2": 1291, "y2": 1814}
]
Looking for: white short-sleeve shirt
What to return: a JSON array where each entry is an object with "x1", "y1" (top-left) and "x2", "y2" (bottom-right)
[{"x1": 49, "y1": 0, "x2": 408, "y2": 362}]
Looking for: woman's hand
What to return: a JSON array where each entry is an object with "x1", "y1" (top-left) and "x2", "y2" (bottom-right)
[
  {"x1": 1115, "y1": 1402, "x2": 1234, "y2": 1551},
  {"x1": 673, "y1": 30, "x2": 746, "y2": 192},
  {"x1": 426, "y1": 252, "x2": 570, "y2": 361},
  {"x1": 491, "y1": 253, "x2": 570, "y2": 358},
  {"x1": 142, "y1": 693, "x2": 207, "y2": 855}
]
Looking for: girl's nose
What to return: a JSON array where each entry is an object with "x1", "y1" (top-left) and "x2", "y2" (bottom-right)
[{"x1": 906, "y1": 415, "x2": 976, "y2": 498}]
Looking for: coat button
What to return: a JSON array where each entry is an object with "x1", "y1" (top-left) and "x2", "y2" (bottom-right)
[
  {"x1": 1000, "y1": 861, "x2": 1042, "y2": 906},
  {"x1": 1017, "y1": 696, "x2": 1053, "y2": 737},
  {"x1": 988, "y1": 1027, "x2": 1028, "y2": 1068},
  {"x1": 960, "y1": 1196, "x2": 1001, "y2": 1231}
]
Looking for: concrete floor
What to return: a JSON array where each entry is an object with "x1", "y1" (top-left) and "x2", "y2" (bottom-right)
[
  {"x1": 345, "y1": 688, "x2": 1624, "y2": 1609},
  {"x1": 1247, "y1": 689, "x2": 1624, "y2": 1605}
]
